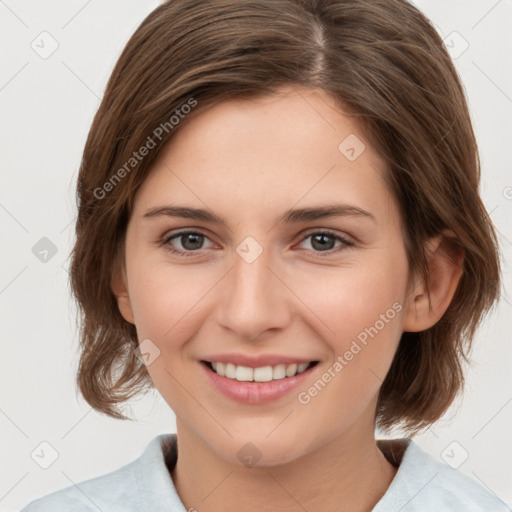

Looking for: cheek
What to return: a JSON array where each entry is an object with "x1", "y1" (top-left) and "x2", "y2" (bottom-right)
[
  {"x1": 293, "y1": 247, "x2": 408, "y2": 372},
  {"x1": 306, "y1": 259, "x2": 404, "y2": 325},
  {"x1": 127, "y1": 258, "x2": 207, "y2": 338},
  {"x1": 126, "y1": 263, "x2": 215, "y2": 395},
  {"x1": 291, "y1": 253, "x2": 407, "y2": 432}
]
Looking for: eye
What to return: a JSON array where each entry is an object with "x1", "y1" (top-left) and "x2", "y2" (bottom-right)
[
  {"x1": 296, "y1": 230, "x2": 353, "y2": 257},
  {"x1": 158, "y1": 229, "x2": 353, "y2": 258},
  {"x1": 161, "y1": 230, "x2": 215, "y2": 257}
]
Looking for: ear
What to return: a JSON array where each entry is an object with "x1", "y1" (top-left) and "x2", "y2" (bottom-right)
[
  {"x1": 402, "y1": 232, "x2": 464, "y2": 332},
  {"x1": 111, "y1": 255, "x2": 135, "y2": 325}
]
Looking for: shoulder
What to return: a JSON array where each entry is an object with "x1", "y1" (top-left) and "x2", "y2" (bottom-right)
[
  {"x1": 19, "y1": 457, "x2": 140, "y2": 512},
  {"x1": 19, "y1": 434, "x2": 177, "y2": 512},
  {"x1": 374, "y1": 438, "x2": 511, "y2": 512}
]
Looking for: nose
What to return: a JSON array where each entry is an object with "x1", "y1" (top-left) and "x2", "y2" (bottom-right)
[{"x1": 215, "y1": 243, "x2": 292, "y2": 342}]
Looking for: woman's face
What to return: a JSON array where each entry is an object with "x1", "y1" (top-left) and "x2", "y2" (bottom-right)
[{"x1": 115, "y1": 87, "x2": 412, "y2": 466}]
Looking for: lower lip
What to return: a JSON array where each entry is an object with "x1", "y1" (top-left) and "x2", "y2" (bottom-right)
[{"x1": 200, "y1": 361, "x2": 318, "y2": 405}]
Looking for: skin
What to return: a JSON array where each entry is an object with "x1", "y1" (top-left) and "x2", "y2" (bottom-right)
[{"x1": 112, "y1": 86, "x2": 463, "y2": 511}]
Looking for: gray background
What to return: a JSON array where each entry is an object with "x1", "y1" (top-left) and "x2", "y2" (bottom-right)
[{"x1": 1, "y1": 1, "x2": 511, "y2": 510}]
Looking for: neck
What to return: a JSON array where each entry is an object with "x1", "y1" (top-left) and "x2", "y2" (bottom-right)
[{"x1": 170, "y1": 418, "x2": 398, "y2": 512}]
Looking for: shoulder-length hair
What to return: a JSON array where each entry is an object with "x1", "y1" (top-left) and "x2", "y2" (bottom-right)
[{"x1": 69, "y1": 0, "x2": 500, "y2": 434}]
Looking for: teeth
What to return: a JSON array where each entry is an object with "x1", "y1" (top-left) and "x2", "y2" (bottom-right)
[
  {"x1": 214, "y1": 362, "x2": 224, "y2": 376},
  {"x1": 253, "y1": 366, "x2": 273, "y2": 382},
  {"x1": 209, "y1": 361, "x2": 314, "y2": 381},
  {"x1": 297, "y1": 362, "x2": 309, "y2": 373},
  {"x1": 273, "y1": 364, "x2": 286, "y2": 380},
  {"x1": 226, "y1": 363, "x2": 236, "y2": 379},
  {"x1": 235, "y1": 365, "x2": 253, "y2": 381},
  {"x1": 285, "y1": 363, "x2": 297, "y2": 377}
]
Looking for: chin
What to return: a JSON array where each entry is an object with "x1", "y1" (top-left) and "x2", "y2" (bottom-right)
[{"x1": 217, "y1": 432, "x2": 306, "y2": 469}]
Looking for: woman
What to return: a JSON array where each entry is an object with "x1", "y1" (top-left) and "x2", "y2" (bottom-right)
[{"x1": 21, "y1": 0, "x2": 509, "y2": 510}]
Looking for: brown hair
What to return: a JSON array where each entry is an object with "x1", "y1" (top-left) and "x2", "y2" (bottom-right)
[{"x1": 69, "y1": 0, "x2": 501, "y2": 434}]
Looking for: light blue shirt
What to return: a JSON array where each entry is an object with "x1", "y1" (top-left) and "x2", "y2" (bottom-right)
[{"x1": 20, "y1": 433, "x2": 511, "y2": 511}]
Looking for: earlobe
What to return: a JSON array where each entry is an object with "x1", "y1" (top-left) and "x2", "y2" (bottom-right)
[
  {"x1": 111, "y1": 266, "x2": 135, "y2": 325},
  {"x1": 402, "y1": 234, "x2": 464, "y2": 333}
]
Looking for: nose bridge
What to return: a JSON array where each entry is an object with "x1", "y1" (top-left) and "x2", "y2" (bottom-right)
[{"x1": 216, "y1": 237, "x2": 290, "y2": 340}]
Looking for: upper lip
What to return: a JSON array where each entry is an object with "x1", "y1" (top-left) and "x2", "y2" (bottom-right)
[{"x1": 201, "y1": 354, "x2": 319, "y2": 368}]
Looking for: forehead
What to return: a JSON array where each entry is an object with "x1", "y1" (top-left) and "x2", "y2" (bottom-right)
[{"x1": 131, "y1": 87, "x2": 396, "y2": 226}]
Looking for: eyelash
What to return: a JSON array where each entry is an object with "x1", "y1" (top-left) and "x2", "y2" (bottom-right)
[{"x1": 158, "y1": 229, "x2": 354, "y2": 259}]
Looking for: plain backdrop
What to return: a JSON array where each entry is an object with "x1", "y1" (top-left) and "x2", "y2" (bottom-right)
[{"x1": 1, "y1": 1, "x2": 511, "y2": 510}]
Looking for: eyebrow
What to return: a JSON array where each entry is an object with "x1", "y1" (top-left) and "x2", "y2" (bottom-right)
[{"x1": 142, "y1": 204, "x2": 376, "y2": 225}]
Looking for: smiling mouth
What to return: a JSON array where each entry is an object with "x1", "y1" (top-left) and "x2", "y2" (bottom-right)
[{"x1": 201, "y1": 360, "x2": 319, "y2": 382}]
